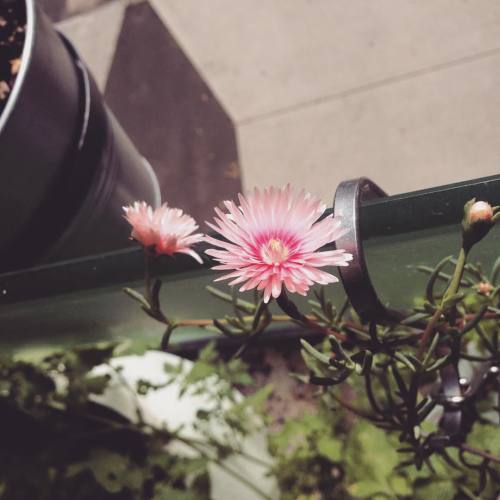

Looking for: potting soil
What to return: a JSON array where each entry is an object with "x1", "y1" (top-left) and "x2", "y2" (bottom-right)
[{"x1": 0, "y1": 0, "x2": 26, "y2": 117}]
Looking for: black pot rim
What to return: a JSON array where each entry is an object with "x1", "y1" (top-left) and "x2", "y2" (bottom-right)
[
  {"x1": 0, "y1": 0, "x2": 34, "y2": 136},
  {"x1": 0, "y1": 28, "x2": 99, "y2": 271},
  {"x1": 0, "y1": 0, "x2": 161, "y2": 271}
]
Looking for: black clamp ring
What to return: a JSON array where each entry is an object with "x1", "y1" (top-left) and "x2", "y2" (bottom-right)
[
  {"x1": 333, "y1": 177, "x2": 464, "y2": 442},
  {"x1": 333, "y1": 177, "x2": 403, "y2": 324}
]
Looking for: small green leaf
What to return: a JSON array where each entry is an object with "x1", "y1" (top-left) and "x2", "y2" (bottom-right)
[
  {"x1": 85, "y1": 449, "x2": 131, "y2": 494},
  {"x1": 490, "y1": 255, "x2": 500, "y2": 284},
  {"x1": 467, "y1": 422, "x2": 500, "y2": 456},
  {"x1": 300, "y1": 339, "x2": 330, "y2": 365},
  {"x1": 425, "y1": 354, "x2": 450, "y2": 372},
  {"x1": 317, "y1": 436, "x2": 342, "y2": 462},
  {"x1": 422, "y1": 333, "x2": 440, "y2": 368},
  {"x1": 84, "y1": 374, "x2": 110, "y2": 395},
  {"x1": 206, "y1": 285, "x2": 255, "y2": 313},
  {"x1": 212, "y1": 319, "x2": 238, "y2": 337},
  {"x1": 348, "y1": 479, "x2": 388, "y2": 498},
  {"x1": 73, "y1": 342, "x2": 119, "y2": 370},
  {"x1": 389, "y1": 475, "x2": 413, "y2": 496},
  {"x1": 391, "y1": 365, "x2": 408, "y2": 397},
  {"x1": 123, "y1": 287, "x2": 150, "y2": 309},
  {"x1": 328, "y1": 336, "x2": 354, "y2": 367},
  {"x1": 394, "y1": 352, "x2": 417, "y2": 372},
  {"x1": 401, "y1": 312, "x2": 430, "y2": 326},
  {"x1": 414, "y1": 479, "x2": 455, "y2": 500}
]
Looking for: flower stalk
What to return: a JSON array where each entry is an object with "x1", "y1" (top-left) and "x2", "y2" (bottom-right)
[
  {"x1": 122, "y1": 201, "x2": 204, "y2": 350},
  {"x1": 442, "y1": 246, "x2": 468, "y2": 305},
  {"x1": 418, "y1": 200, "x2": 498, "y2": 358}
]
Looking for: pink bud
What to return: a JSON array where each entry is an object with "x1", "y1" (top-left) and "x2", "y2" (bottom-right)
[
  {"x1": 468, "y1": 201, "x2": 493, "y2": 225},
  {"x1": 476, "y1": 282, "x2": 493, "y2": 295}
]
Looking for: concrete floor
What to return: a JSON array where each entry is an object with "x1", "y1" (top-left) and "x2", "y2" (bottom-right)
[{"x1": 48, "y1": 0, "x2": 500, "y2": 213}]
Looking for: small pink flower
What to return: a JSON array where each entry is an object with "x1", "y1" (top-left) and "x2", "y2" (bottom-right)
[
  {"x1": 205, "y1": 186, "x2": 352, "y2": 303},
  {"x1": 123, "y1": 201, "x2": 203, "y2": 263}
]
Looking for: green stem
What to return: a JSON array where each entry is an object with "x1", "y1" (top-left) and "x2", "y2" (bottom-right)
[
  {"x1": 144, "y1": 250, "x2": 153, "y2": 306},
  {"x1": 443, "y1": 247, "x2": 468, "y2": 303},
  {"x1": 459, "y1": 443, "x2": 500, "y2": 464},
  {"x1": 160, "y1": 324, "x2": 176, "y2": 351},
  {"x1": 142, "y1": 251, "x2": 174, "y2": 349},
  {"x1": 418, "y1": 247, "x2": 469, "y2": 359},
  {"x1": 417, "y1": 308, "x2": 443, "y2": 360}
]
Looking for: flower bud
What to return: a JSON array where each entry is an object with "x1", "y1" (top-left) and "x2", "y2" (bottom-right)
[
  {"x1": 468, "y1": 201, "x2": 493, "y2": 225},
  {"x1": 475, "y1": 282, "x2": 493, "y2": 295},
  {"x1": 461, "y1": 198, "x2": 497, "y2": 251}
]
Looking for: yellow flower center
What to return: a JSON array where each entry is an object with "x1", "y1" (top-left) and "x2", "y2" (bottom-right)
[{"x1": 262, "y1": 238, "x2": 289, "y2": 265}]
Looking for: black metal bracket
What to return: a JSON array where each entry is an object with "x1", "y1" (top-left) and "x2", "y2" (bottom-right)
[
  {"x1": 333, "y1": 177, "x2": 468, "y2": 443},
  {"x1": 333, "y1": 177, "x2": 403, "y2": 324}
]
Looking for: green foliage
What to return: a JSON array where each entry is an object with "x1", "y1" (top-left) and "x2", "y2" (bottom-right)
[
  {"x1": 270, "y1": 402, "x2": 500, "y2": 499},
  {"x1": 269, "y1": 409, "x2": 347, "y2": 499},
  {"x1": 468, "y1": 422, "x2": 500, "y2": 457},
  {"x1": 268, "y1": 248, "x2": 500, "y2": 498},
  {"x1": 122, "y1": 252, "x2": 500, "y2": 498},
  {"x1": 345, "y1": 421, "x2": 400, "y2": 496},
  {"x1": 0, "y1": 344, "x2": 268, "y2": 500},
  {"x1": 197, "y1": 252, "x2": 500, "y2": 498},
  {"x1": 164, "y1": 342, "x2": 273, "y2": 446},
  {"x1": 295, "y1": 252, "x2": 500, "y2": 495}
]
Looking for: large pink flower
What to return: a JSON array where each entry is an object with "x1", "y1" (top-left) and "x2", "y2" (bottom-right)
[
  {"x1": 123, "y1": 201, "x2": 203, "y2": 263},
  {"x1": 205, "y1": 186, "x2": 352, "y2": 302}
]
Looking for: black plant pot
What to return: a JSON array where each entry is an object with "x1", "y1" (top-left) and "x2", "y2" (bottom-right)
[{"x1": 0, "y1": 0, "x2": 160, "y2": 272}]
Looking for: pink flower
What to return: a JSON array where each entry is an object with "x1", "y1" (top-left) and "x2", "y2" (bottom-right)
[
  {"x1": 123, "y1": 201, "x2": 203, "y2": 263},
  {"x1": 205, "y1": 186, "x2": 352, "y2": 303}
]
